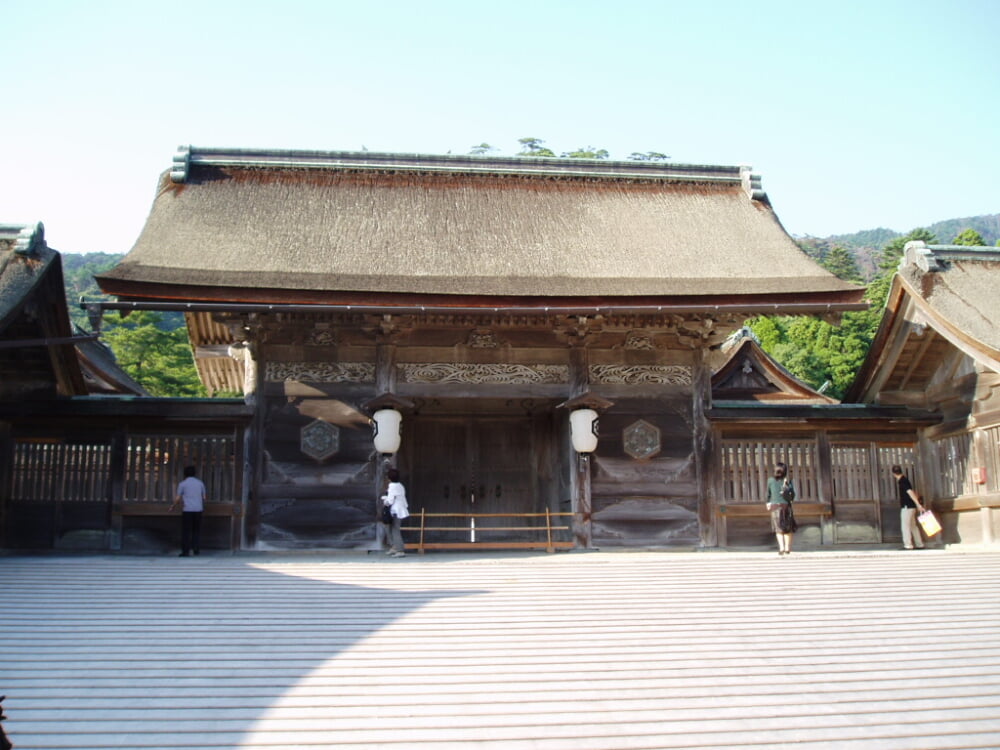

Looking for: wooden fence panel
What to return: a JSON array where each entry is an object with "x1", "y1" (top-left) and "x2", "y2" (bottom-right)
[
  {"x1": 10, "y1": 441, "x2": 112, "y2": 503},
  {"x1": 720, "y1": 439, "x2": 819, "y2": 504},
  {"x1": 125, "y1": 434, "x2": 237, "y2": 504}
]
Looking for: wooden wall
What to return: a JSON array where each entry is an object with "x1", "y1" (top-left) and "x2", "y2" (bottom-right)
[
  {"x1": 589, "y1": 393, "x2": 700, "y2": 547},
  {"x1": 251, "y1": 313, "x2": 710, "y2": 550},
  {"x1": 0, "y1": 415, "x2": 247, "y2": 552},
  {"x1": 919, "y1": 367, "x2": 1000, "y2": 545}
]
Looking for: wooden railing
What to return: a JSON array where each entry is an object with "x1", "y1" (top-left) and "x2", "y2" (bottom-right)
[{"x1": 401, "y1": 510, "x2": 575, "y2": 554}]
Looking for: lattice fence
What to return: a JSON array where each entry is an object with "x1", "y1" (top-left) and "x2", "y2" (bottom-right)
[{"x1": 719, "y1": 440, "x2": 819, "y2": 503}]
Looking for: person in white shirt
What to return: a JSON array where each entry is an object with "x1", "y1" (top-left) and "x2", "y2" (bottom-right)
[
  {"x1": 170, "y1": 466, "x2": 207, "y2": 556},
  {"x1": 381, "y1": 468, "x2": 409, "y2": 557}
]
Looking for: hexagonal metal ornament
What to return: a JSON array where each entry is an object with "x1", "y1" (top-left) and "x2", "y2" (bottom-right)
[
  {"x1": 300, "y1": 419, "x2": 340, "y2": 461},
  {"x1": 623, "y1": 419, "x2": 661, "y2": 460}
]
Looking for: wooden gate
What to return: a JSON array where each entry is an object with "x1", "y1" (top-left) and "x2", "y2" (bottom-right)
[
  {"x1": 406, "y1": 415, "x2": 553, "y2": 545},
  {"x1": 831, "y1": 442, "x2": 915, "y2": 543}
]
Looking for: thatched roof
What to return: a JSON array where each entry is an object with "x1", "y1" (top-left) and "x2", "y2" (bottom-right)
[
  {"x1": 0, "y1": 222, "x2": 55, "y2": 328},
  {"x1": 98, "y1": 148, "x2": 864, "y2": 311},
  {"x1": 0, "y1": 223, "x2": 88, "y2": 397},
  {"x1": 897, "y1": 244, "x2": 1000, "y2": 354},
  {"x1": 846, "y1": 242, "x2": 1000, "y2": 403}
]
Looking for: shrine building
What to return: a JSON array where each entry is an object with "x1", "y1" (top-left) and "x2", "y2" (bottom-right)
[{"x1": 89, "y1": 146, "x2": 876, "y2": 551}]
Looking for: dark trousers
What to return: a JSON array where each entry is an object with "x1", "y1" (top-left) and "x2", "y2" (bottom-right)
[{"x1": 181, "y1": 511, "x2": 203, "y2": 555}]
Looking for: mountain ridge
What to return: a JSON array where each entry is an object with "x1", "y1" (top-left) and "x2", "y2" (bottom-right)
[{"x1": 795, "y1": 213, "x2": 999, "y2": 280}]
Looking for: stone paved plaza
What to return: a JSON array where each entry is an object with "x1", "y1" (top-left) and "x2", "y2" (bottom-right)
[{"x1": 3, "y1": 548, "x2": 1000, "y2": 749}]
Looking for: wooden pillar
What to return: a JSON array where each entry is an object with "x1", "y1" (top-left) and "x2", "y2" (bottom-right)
[
  {"x1": 692, "y1": 349, "x2": 714, "y2": 547},
  {"x1": 575, "y1": 454, "x2": 593, "y2": 548},
  {"x1": 232, "y1": 424, "x2": 247, "y2": 552},
  {"x1": 374, "y1": 335, "x2": 398, "y2": 550},
  {"x1": 240, "y1": 320, "x2": 265, "y2": 549},
  {"x1": 108, "y1": 431, "x2": 127, "y2": 551},
  {"x1": 817, "y1": 430, "x2": 834, "y2": 545},
  {"x1": 568, "y1": 346, "x2": 592, "y2": 549}
]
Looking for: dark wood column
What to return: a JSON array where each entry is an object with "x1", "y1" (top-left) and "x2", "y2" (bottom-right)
[{"x1": 568, "y1": 345, "x2": 593, "y2": 549}]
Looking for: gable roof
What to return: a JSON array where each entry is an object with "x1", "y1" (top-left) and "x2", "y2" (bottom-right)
[
  {"x1": 712, "y1": 330, "x2": 837, "y2": 404},
  {"x1": 845, "y1": 242, "x2": 1000, "y2": 404},
  {"x1": 97, "y1": 147, "x2": 864, "y2": 313}
]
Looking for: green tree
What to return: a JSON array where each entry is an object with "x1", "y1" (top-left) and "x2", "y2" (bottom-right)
[
  {"x1": 748, "y1": 228, "x2": 942, "y2": 399},
  {"x1": 468, "y1": 143, "x2": 497, "y2": 155},
  {"x1": 100, "y1": 310, "x2": 207, "y2": 397},
  {"x1": 627, "y1": 151, "x2": 670, "y2": 161},
  {"x1": 820, "y1": 245, "x2": 863, "y2": 283},
  {"x1": 952, "y1": 228, "x2": 986, "y2": 246},
  {"x1": 62, "y1": 252, "x2": 123, "y2": 329},
  {"x1": 516, "y1": 137, "x2": 556, "y2": 157},
  {"x1": 562, "y1": 147, "x2": 609, "y2": 159},
  {"x1": 747, "y1": 311, "x2": 874, "y2": 400}
]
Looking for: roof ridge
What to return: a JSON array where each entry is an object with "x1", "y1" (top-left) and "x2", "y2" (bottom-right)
[
  {"x1": 169, "y1": 144, "x2": 755, "y2": 189},
  {"x1": 0, "y1": 222, "x2": 45, "y2": 255},
  {"x1": 903, "y1": 240, "x2": 1000, "y2": 272}
]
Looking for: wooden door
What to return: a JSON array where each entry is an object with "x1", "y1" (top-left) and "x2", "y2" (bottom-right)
[
  {"x1": 830, "y1": 442, "x2": 916, "y2": 543},
  {"x1": 407, "y1": 416, "x2": 539, "y2": 544}
]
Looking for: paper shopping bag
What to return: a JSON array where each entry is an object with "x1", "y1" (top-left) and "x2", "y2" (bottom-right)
[{"x1": 918, "y1": 510, "x2": 942, "y2": 537}]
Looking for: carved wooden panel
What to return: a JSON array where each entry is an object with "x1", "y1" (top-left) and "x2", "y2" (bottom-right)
[
  {"x1": 623, "y1": 419, "x2": 661, "y2": 460},
  {"x1": 300, "y1": 420, "x2": 340, "y2": 461},
  {"x1": 589, "y1": 364, "x2": 692, "y2": 385},
  {"x1": 399, "y1": 363, "x2": 568, "y2": 384},
  {"x1": 265, "y1": 362, "x2": 374, "y2": 383}
]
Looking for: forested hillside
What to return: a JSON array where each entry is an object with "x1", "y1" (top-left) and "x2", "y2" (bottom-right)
[
  {"x1": 62, "y1": 252, "x2": 121, "y2": 330},
  {"x1": 797, "y1": 213, "x2": 999, "y2": 281}
]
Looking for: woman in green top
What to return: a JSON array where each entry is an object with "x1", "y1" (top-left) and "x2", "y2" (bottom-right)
[{"x1": 766, "y1": 461, "x2": 795, "y2": 556}]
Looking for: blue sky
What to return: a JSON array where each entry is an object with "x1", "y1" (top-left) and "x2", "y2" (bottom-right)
[{"x1": 2, "y1": 0, "x2": 997, "y2": 254}]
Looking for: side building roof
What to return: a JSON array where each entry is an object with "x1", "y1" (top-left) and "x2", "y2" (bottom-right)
[
  {"x1": 845, "y1": 242, "x2": 1000, "y2": 404},
  {"x1": 1, "y1": 223, "x2": 147, "y2": 399},
  {"x1": 97, "y1": 147, "x2": 864, "y2": 314},
  {"x1": 0, "y1": 223, "x2": 87, "y2": 398}
]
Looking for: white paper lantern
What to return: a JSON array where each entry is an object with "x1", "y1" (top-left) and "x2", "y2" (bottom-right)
[
  {"x1": 569, "y1": 408, "x2": 599, "y2": 453},
  {"x1": 372, "y1": 408, "x2": 402, "y2": 454}
]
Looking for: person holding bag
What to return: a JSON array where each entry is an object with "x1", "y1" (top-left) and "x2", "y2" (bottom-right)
[
  {"x1": 892, "y1": 465, "x2": 927, "y2": 549},
  {"x1": 766, "y1": 461, "x2": 796, "y2": 556}
]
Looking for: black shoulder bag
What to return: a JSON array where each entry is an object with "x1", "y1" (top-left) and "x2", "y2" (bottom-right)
[{"x1": 778, "y1": 497, "x2": 798, "y2": 534}]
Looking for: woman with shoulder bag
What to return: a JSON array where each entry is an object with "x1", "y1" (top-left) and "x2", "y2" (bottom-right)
[{"x1": 766, "y1": 461, "x2": 796, "y2": 556}]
